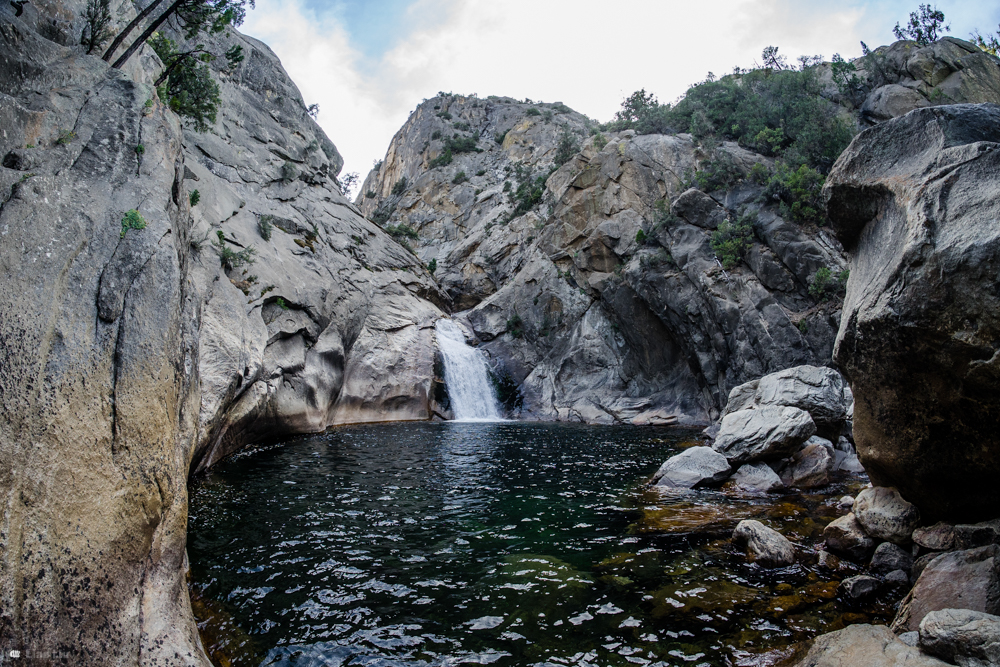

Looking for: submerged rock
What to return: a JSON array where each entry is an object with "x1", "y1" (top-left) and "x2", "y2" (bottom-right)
[
  {"x1": 713, "y1": 406, "x2": 816, "y2": 465},
  {"x1": 733, "y1": 520, "x2": 796, "y2": 567},
  {"x1": 824, "y1": 512, "x2": 877, "y2": 562},
  {"x1": 919, "y1": 608, "x2": 1000, "y2": 667},
  {"x1": 853, "y1": 487, "x2": 921, "y2": 544},
  {"x1": 892, "y1": 545, "x2": 1000, "y2": 633},
  {"x1": 651, "y1": 446, "x2": 731, "y2": 489}
]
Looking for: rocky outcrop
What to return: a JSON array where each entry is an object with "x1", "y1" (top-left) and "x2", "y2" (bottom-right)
[
  {"x1": 359, "y1": 95, "x2": 848, "y2": 424},
  {"x1": 825, "y1": 103, "x2": 1000, "y2": 522},
  {"x1": 0, "y1": 2, "x2": 445, "y2": 663}
]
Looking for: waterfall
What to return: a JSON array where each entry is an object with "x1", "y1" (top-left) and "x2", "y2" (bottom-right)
[{"x1": 435, "y1": 319, "x2": 503, "y2": 421}]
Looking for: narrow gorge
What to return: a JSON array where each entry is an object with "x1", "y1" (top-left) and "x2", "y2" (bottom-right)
[{"x1": 3, "y1": 1, "x2": 1000, "y2": 665}]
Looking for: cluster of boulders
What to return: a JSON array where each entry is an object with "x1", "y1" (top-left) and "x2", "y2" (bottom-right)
[{"x1": 651, "y1": 365, "x2": 862, "y2": 493}]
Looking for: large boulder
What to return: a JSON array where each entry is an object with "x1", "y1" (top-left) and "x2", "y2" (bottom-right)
[
  {"x1": 651, "y1": 446, "x2": 731, "y2": 489},
  {"x1": 919, "y1": 608, "x2": 1000, "y2": 667},
  {"x1": 853, "y1": 486, "x2": 921, "y2": 544},
  {"x1": 753, "y1": 365, "x2": 850, "y2": 430},
  {"x1": 733, "y1": 520, "x2": 796, "y2": 567},
  {"x1": 781, "y1": 440, "x2": 835, "y2": 489},
  {"x1": 712, "y1": 405, "x2": 816, "y2": 465},
  {"x1": 790, "y1": 623, "x2": 951, "y2": 667},
  {"x1": 892, "y1": 545, "x2": 1000, "y2": 633},
  {"x1": 825, "y1": 103, "x2": 1000, "y2": 521}
]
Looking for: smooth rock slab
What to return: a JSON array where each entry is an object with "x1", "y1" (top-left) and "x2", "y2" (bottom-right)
[
  {"x1": 651, "y1": 446, "x2": 731, "y2": 489},
  {"x1": 733, "y1": 520, "x2": 796, "y2": 567},
  {"x1": 854, "y1": 486, "x2": 921, "y2": 544},
  {"x1": 824, "y1": 512, "x2": 877, "y2": 562},
  {"x1": 892, "y1": 545, "x2": 1000, "y2": 633},
  {"x1": 919, "y1": 608, "x2": 1000, "y2": 667},
  {"x1": 713, "y1": 405, "x2": 816, "y2": 466},
  {"x1": 790, "y1": 623, "x2": 951, "y2": 666},
  {"x1": 730, "y1": 462, "x2": 784, "y2": 493}
]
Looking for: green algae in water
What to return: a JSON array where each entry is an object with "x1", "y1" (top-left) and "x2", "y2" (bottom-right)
[{"x1": 186, "y1": 422, "x2": 886, "y2": 666}]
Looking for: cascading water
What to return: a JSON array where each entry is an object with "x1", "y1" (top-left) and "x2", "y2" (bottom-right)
[{"x1": 434, "y1": 319, "x2": 503, "y2": 421}]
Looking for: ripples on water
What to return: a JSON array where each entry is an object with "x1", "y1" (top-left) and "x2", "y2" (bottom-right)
[{"x1": 187, "y1": 422, "x2": 878, "y2": 667}]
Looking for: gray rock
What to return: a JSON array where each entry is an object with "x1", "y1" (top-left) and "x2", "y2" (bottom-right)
[
  {"x1": 919, "y1": 608, "x2": 1000, "y2": 667},
  {"x1": 781, "y1": 442, "x2": 834, "y2": 489},
  {"x1": 871, "y1": 542, "x2": 914, "y2": 576},
  {"x1": 730, "y1": 462, "x2": 784, "y2": 493},
  {"x1": 713, "y1": 405, "x2": 817, "y2": 465},
  {"x1": 954, "y1": 520, "x2": 1000, "y2": 550},
  {"x1": 892, "y1": 545, "x2": 1000, "y2": 633},
  {"x1": 754, "y1": 365, "x2": 850, "y2": 428},
  {"x1": 853, "y1": 486, "x2": 921, "y2": 544},
  {"x1": 722, "y1": 379, "x2": 759, "y2": 417},
  {"x1": 826, "y1": 103, "x2": 1000, "y2": 521},
  {"x1": 818, "y1": 550, "x2": 846, "y2": 573},
  {"x1": 732, "y1": 519, "x2": 796, "y2": 567},
  {"x1": 671, "y1": 187, "x2": 726, "y2": 229},
  {"x1": 651, "y1": 446, "x2": 731, "y2": 489},
  {"x1": 839, "y1": 574, "x2": 880, "y2": 600},
  {"x1": 838, "y1": 495, "x2": 856, "y2": 508},
  {"x1": 899, "y1": 631, "x2": 920, "y2": 647},
  {"x1": 914, "y1": 522, "x2": 957, "y2": 552},
  {"x1": 824, "y1": 512, "x2": 877, "y2": 562},
  {"x1": 789, "y1": 623, "x2": 951, "y2": 666},
  {"x1": 884, "y1": 569, "x2": 912, "y2": 595}
]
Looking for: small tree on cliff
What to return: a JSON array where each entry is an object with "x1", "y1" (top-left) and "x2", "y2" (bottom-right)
[
  {"x1": 893, "y1": 4, "x2": 949, "y2": 45},
  {"x1": 102, "y1": 0, "x2": 253, "y2": 69},
  {"x1": 80, "y1": 0, "x2": 114, "y2": 55}
]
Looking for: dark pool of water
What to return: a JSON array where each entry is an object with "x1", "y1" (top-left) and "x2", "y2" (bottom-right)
[{"x1": 187, "y1": 422, "x2": 882, "y2": 667}]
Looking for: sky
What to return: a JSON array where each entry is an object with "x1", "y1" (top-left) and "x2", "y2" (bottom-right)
[{"x1": 241, "y1": 0, "x2": 1000, "y2": 181}]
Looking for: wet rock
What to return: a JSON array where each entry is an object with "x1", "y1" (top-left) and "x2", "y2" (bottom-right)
[
  {"x1": 853, "y1": 487, "x2": 921, "y2": 544},
  {"x1": 817, "y1": 550, "x2": 846, "y2": 573},
  {"x1": 731, "y1": 462, "x2": 784, "y2": 493},
  {"x1": 713, "y1": 406, "x2": 816, "y2": 466},
  {"x1": 892, "y1": 545, "x2": 1000, "y2": 633},
  {"x1": 919, "y1": 608, "x2": 1000, "y2": 667},
  {"x1": 781, "y1": 442, "x2": 834, "y2": 489},
  {"x1": 824, "y1": 512, "x2": 877, "y2": 562},
  {"x1": 871, "y1": 542, "x2": 914, "y2": 576},
  {"x1": 733, "y1": 520, "x2": 796, "y2": 567},
  {"x1": 914, "y1": 523, "x2": 957, "y2": 552},
  {"x1": 839, "y1": 574, "x2": 880, "y2": 600},
  {"x1": 790, "y1": 623, "x2": 951, "y2": 666},
  {"x1": 883, "y1": 569, "x2": 912, "y2": 595},
  {"x1": 651, "y1": 446, "x2": 731, "y2": 489},
  {"x1": 825, "y1": 103, "x2": 1000, "y2": 522},
  {"x1": 838, "y1": 495, "x2": 856, "y2": 509}
]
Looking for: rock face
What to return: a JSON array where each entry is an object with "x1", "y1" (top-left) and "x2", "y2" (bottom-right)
[
  {"x1": 0, "y1": 3, "x2": 445, "y2": 663},
  {"x1": 853, "y1": 486, "x2": 921, "y2": 544},
  {"x1": 651, "y1": 446, "x2": 730, "y2": 489},
  {"x1": 732, "y1": 520, "x2": 796, "y2": 567},
  {"x1": 790, "y1": 623, "x2": 951, "y2": 667},
  {"x1": 919, "y1": 609, "x2": 1000, "y2": 667},
  {"x1": 825, "y1": 103, "x2": 1000, "y2": 521},
  {"x1": 359, "y1": 94, "x2": 849, "y2": 424},
  {"x1": 892, "y1": 545, "x2": 1000, "y2": 633},
  {"x1": 712, "y1": 405, "x2": 816, "y2": 465}
]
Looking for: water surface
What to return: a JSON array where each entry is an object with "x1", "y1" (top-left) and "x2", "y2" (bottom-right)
[{"x1": 188, "y1": 422, "x2": 879, "y2": 667}]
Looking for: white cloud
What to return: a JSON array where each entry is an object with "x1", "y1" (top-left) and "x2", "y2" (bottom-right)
[{"x1": 241, "y1": 0, "x2": 994, "y2": 180}]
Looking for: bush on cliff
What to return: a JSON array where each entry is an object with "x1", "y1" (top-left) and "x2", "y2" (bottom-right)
[
  {"x1": 149, "y1": 34, "x2": 221, "y2": 132},
  {"x1": 710, "y1": 212, "x2": 754, "y2": 269}
]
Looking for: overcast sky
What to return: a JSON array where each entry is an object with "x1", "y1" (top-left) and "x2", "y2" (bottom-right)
[{"x1": 242, "y1": 0, "x2": 1000, "y2": 180}]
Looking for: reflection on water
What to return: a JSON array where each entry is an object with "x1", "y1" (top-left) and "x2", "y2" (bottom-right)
[{"x1": 187, "y1": 422, "x2": 879, "y2": 667}]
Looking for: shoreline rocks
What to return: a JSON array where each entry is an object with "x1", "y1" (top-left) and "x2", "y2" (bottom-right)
[
  {"x1": 733, "y1": 520, "x2": 796, "y2": 567},
  {"x1": 853, "y1": 487, "x2": 921, "y2": 544}
]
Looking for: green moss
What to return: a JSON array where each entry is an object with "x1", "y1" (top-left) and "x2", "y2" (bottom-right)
[{"x1": 120, "y1": 209, "x2": 146, "y2": 238}]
